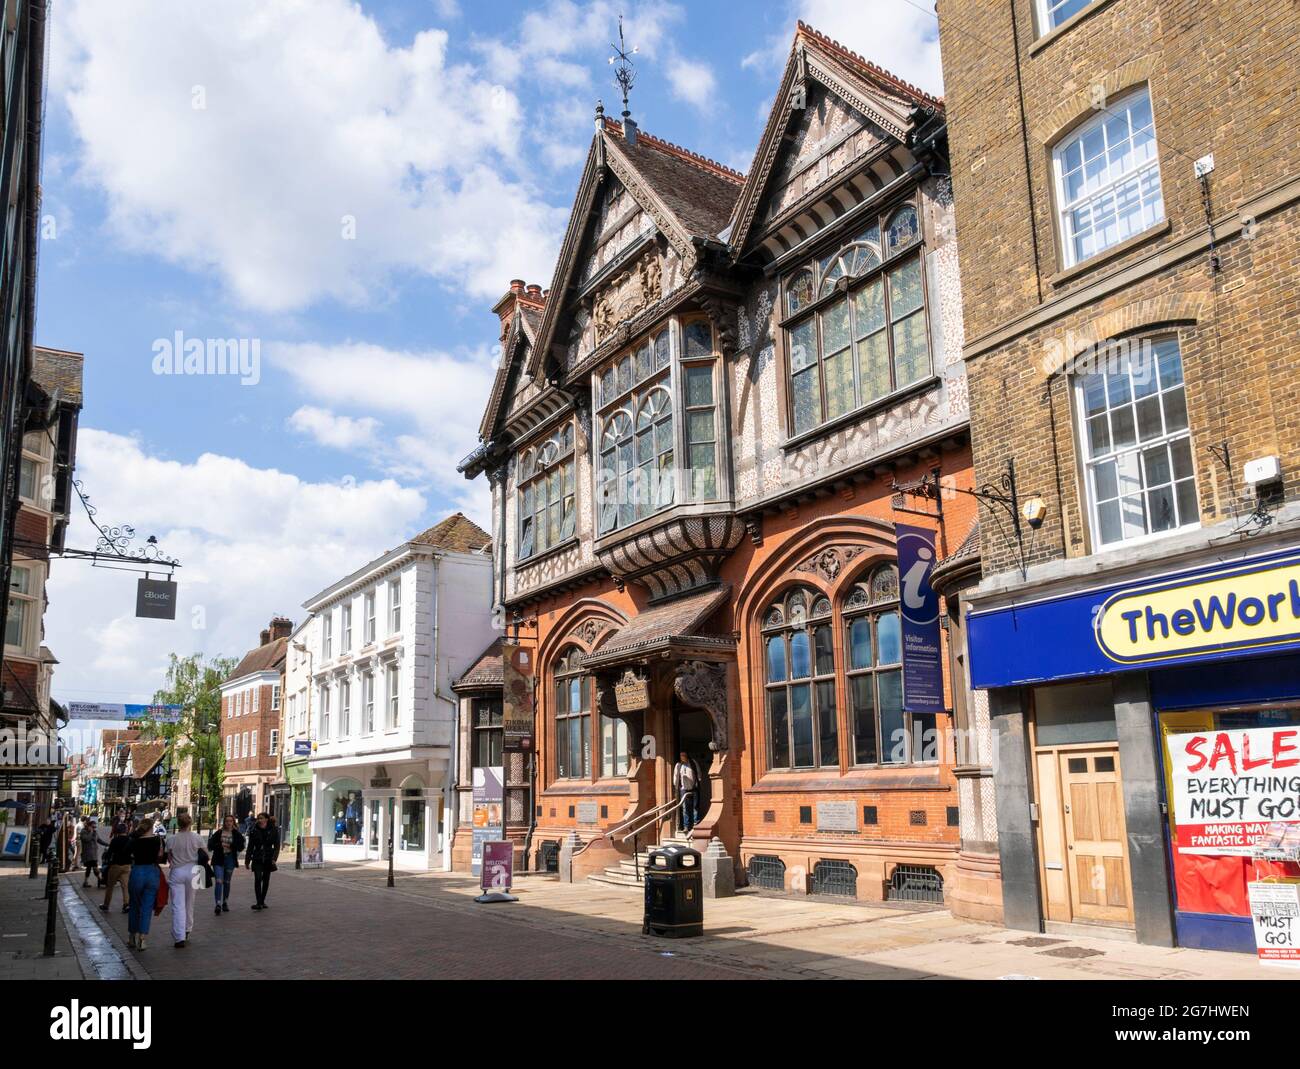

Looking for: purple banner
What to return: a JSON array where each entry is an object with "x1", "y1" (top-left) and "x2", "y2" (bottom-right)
[{"x1": 896, "y1": 524, "x2": 945, "y2": 713}]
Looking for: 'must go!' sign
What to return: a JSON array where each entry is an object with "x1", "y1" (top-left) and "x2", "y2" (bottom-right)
[
  {"x1": 1169, "y1": 726, "x2": 1300, "y2": 855},
  {"x1": 1096, "y1": 553, "x2": 1300, "y2": 665}
]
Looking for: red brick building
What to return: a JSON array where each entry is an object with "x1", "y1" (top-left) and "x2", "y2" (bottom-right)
[
  {"x1": 459, "y1": 26, "x2": 998, "y2": 915},
  {"x1": 220, "y1": 617, "x2": 291, "y2": 821}
]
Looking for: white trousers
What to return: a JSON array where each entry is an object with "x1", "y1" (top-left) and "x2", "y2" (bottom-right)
[{"x1": 168, "y1": 864, "x2": 197, "y2": 942}]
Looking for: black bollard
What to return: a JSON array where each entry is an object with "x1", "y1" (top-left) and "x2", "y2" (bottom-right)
[{"x1": 43, "y1": 858, "x2": 58, "y2": 956}]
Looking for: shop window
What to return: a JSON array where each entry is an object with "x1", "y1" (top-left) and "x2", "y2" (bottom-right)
[
  {"x1": 1053, "y1": 87, "x2": 1163, "y2": 267},
  {"x1": 553, "y1": 650, "x2": 591, "y2": 779},
  {"x1": 780, "y1": 196, "x2": 930, "y2": 437},
  {"x1": 327, "y1": 779, "x2": 364, "y2": 845},
  {"x1": 400, "y1": 786, "x2": 425, "y2": 851},
  {"x1": 762, "y1": 587, "x2": 839, "y2": 770},
  {"x1": 1075, "y1": 337, "x2": 1196, "y2": 548},
  {"x1": 473, "y1": 696, "x2": 503, "y2": 769}
]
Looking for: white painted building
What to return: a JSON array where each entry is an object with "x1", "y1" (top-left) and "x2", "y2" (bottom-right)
[{"x1": 305, "y1": 514, "x2": 495, "y2": 870}]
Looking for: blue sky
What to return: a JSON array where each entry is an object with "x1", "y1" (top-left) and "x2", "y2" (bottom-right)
[{"x1": 38, "y1": 0, "x2": 943, "y2": 712}]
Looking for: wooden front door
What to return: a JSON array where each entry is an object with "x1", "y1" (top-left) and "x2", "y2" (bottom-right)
[{"x1": 1059, "y1": 748, "x2": 1132, "y2": 926}]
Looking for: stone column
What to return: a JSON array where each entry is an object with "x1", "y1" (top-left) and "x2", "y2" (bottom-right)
[{"x1": 990, "y1": 686, "x2": 1042, "y2": 933}]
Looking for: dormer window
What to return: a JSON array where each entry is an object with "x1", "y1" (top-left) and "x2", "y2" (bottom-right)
[
  {"x1": 781, "y1": 197, "x2": 930, "y2": 437},
  {"x1": 518, "y1": 421, "x2": 576, "y2": 560}
]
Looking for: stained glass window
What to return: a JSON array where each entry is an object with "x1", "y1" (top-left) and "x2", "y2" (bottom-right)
[{"x1": 762, "y1": 587, "x2": 838, "y2": 770}]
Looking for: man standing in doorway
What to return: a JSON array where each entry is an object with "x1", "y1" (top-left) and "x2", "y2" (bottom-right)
[{"x1": 673, "y1": 752, "x2": 701, "y2": 836}]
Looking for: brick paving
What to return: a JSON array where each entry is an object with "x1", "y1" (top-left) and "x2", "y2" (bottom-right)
[{"x1": 0, "y1": 861, "x2": 88, "y2": 980}]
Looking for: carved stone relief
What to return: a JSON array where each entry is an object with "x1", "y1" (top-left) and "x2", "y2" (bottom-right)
[{"x1": 673, "y1": 660, "x2": 729, "y2": 751}]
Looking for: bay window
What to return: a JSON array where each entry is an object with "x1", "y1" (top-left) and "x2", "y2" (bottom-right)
[
  {"x1": 782, "y1": 199, "x2": 930, "y2": 436},
  {"x1": 519, "y1": 421, "x2": 576, "y2": 560}
]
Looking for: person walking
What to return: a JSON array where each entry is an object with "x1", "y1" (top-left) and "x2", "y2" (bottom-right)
[
  {"x1": 126, "y1": 817, "x2": 165, "y2": 951},
  {"x1": 78, "y1": 818, "x2": 101, "y2": 887},
  {"x1": 99, "y1": 822, "x2": 132, "y2": 914},
  {"x1": 245, "y1": 812, "x2": 280, "y2": 910},
  {"x1": 165, "y1": 813, "x2": 205, "y2": 948},
  {"x1": 672, "y1": 751, "x2": 702, "y2": 835},
  {"x1": 207, "y1": 815, "x2": 245, "y2": 915}
]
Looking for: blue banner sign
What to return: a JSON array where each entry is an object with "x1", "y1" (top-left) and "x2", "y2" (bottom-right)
[
  {"x1": 294, "y1": 740, "x2": 312, "y2": 756},
  {"x1": 968, "y1": 546, "x2": 1300, "y2": 689},
  {"x1": 896, "y1": 524, "x2": 945, "y2": 712},
  {"x1": 66, "y1": 702, "x2": 184, "y2": 722}
]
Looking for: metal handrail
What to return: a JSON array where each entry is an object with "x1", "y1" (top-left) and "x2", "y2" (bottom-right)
[{"x1": 614, "y1": 794, "x2": 685, "y2": 845}]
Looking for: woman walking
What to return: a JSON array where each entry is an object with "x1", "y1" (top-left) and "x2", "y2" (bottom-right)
[
  {"x1": 165, "y1": 813, "x2": 205, "y2": 948},
  {"x1": 207, "y1": 814, "x2": 245, "y2": 915},
  {"x1": 99, "y1": 822, "x2": 132, "y2": 914},
  {"x1": 126, "y1": 817, "x2": 165, "y2": 951},
  {"x1": 78, "y1": 818, "x2": 102, "y2": 887},
  {"x1": 245, "y1": 812, "x2": 280, "y2": 910}
]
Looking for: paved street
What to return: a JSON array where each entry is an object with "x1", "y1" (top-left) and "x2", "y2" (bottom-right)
[{"x1": 2, "y1": 858, "x2": 1291, "y2": 981}]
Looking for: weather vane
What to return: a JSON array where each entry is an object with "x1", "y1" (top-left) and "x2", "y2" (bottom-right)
[{"x1": 608, "y1": 14, "x2": 638, "y2": 123}]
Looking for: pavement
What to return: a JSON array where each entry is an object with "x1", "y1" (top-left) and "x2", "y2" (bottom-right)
[{"x1": 4, "y1": 856, "x2": 1297, "y2": 980}]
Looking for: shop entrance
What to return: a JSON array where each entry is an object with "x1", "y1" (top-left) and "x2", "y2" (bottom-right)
[
  {"x1": 1031, "y1": 681, "x2": 1134, "y2": 931},
  {"x1": 671, "y1": 701, "x2": 712, "y2": 835}
]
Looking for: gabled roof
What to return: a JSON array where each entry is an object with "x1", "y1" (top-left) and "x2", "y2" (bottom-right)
[
  {"x1": 727, "y1": 22, "x2": 944, "y2": 258},
  {"x1": 524, "y1": 113, "x2": 744, "y2": 379},
  {"x1": 128, "y1": 740, "x2": 167, "y2": 777},
  {"x1": 229, "y1": 636, "x2": 288, "y2": 681},
  {"x1": 410, "y1": 512, "x2": 492, "y2": 553},
  {"x1": 477, "y1": 295, "x2": 544, "y2": 442},
  {"x1": 31, "y1": 346, "x2": 85, "y2": 407}
]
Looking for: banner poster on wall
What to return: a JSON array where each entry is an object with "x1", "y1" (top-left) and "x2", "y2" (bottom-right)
[
  {"x1": 894, "y1": 524, "x2": 945, "y2": 714},
  {"x1": 501, "y1": 644, "x2": 535, "y2": 753},
  {"x1": 470, "y1": 765, "x2": 503, "y2": 876},
  {"x1": 1247, "y1": 880, "x2": 1300, "y2": 967},
  {"x1": 1167, "y1": 726, "x2": 1300, "y2": 855}
]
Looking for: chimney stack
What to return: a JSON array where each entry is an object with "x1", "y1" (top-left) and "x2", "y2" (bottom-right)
[
  {"x1": 269, "y1": 616, "x2": 293, "y2": 641},
  {"x1": 525, "y1": 284, "x2": 543, "y2": 301},
  {"x1": 259, "y1": 628, "x2": 270, "y2": 647}
]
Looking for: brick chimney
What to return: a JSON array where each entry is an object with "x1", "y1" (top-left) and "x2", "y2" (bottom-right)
[
  {"x1": 269, "y1": 616, "x2": 293, "y2": 641},
  {"x1": 491, "y1": 279, "x2": 529, "y2": 344},
  {"x1": 259, "y1": 628, "x2": 270, "y2": 647}
]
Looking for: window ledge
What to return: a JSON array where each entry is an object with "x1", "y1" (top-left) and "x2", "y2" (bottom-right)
[
  {"x1": 541, "y1": 782, "x2": 631, "y2": 797},
  {"x1": 1050, "y1": 220, "x2": 1171, "y2": 288},
  {"x1": 516, "y1": 535, "x2": 579, "y2": 571},
  {"x1": 1028, "y1": 0, "x2": 1120, "y2": 56},
  {"x1": 747, "y1": 766, "x2": 946, "y2": 792},
  {"x1": 781, "y1": 375, "x2": 941, "y2": 453}
]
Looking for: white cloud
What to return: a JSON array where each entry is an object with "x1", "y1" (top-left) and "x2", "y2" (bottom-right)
[
  {"x1": 51, "y1": 0, "x2": 565, "y2": 312},
  {"x1": 44, "y1": 429, "x2": 429, "y2": 704},
  {"x1": 743, "y1": 1, "x2": 944, "y2": 98},
  {"x1": 287, "y1": 406, "x2": 381, "y2": 450},
  {"x1": 666, "y1": 57, "x2": 718, "y2": 110}
]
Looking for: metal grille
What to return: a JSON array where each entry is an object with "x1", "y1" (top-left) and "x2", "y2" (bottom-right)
[
  {"x1": 812, "y1": 859, "x2": 857, "y2": 898},
  {"x1": 538, "y1": 840, "x2": 560, "y2": 873},
  {"x1": 747, "y1": 854, "x2": 785, "y2": 890},
  {"x1": 888, "y1": 864, "x2": 944, "y2": 903}
]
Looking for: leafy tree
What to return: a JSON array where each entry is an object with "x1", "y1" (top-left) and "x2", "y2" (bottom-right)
[{"x1": 139, "y1": 653, "x2": 237, "y2": 827}]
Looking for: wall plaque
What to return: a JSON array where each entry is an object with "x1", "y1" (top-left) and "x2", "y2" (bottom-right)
[
  {"x1": 614, "y1": 668, "x2": 649, "y2": 713},
  {"x1": 817, "y1": 801, "x2": 857, "y2": 833},
  {"x1": 576, "y1": 802, "x2": 599, "y2": 824}
]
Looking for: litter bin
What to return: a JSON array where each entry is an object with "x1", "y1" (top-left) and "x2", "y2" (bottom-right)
[{"x1": 643, "y1": 844, "x2": 703, "y2": 937}]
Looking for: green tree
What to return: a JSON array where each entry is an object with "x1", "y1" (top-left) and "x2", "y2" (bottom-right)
[{"x1": 139, "y1": 653, "x2": 238, "y2": 829}]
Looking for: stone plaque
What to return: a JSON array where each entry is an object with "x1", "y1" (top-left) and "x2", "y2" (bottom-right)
[
  {"x1": 576, "y1": 802, "x2": 599, "y2": 825},
  {"x1": 817, "y1": 801, "x2": 857, "y2": 833},
  {"x1": 614, "y1": 668, "x2": 649, "y2": 713}
]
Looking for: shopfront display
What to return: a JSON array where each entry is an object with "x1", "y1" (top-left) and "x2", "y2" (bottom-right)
[
  {"x1": 968, "y1": 544, "x2": 1300, "y2": 951},
  {"x1": 326, "y1": 779, "x2": 365, "y2": 845}
]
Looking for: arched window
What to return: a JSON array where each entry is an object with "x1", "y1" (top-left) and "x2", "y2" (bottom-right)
[
  {"x1": 553, "y1": 650, "x2": 591, "y2": 779},
  {"x1": 843, "y1": 564, "x2": 906, "y2": 765},
  {"x1": 519, "y1": 421, "x2": 576, "y2": 560},
  {"x1": 762, "y1": 587, "x2": 838, "y2": 769}
]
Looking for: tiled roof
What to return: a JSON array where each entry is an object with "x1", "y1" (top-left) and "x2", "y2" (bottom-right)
[
  {"x1": 410, "y1": 512, "x2": 492, "y2": 554},
  {"x1": 31, "y1": 347, "x2": 85, "y2": 406},
  {"x1": 930, "y1": 521, "x2": 981, "y2": 592},
  {"x1": 229, "y1": 635, "x2": 288, "y2": 681},
  {"x1": 586, "y1": 584, "x2": 733, "y2": 666},
  {"x1": 453, "y1": 637, "x2": 505, "y2": 692},
  {"x1": 128, "y1": 740, "x2": 167, "y2": 777},
  {"x1": 604, "y1": 120, "x2": 744, "y2": 241},
  {"x1": 796, "y1": 21, "x2": 944, "y2": 108}
]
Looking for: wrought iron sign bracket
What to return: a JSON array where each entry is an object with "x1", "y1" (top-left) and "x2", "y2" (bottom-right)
[{"x1": 56, "y1": 479, "x2": 183, "y2": 576}]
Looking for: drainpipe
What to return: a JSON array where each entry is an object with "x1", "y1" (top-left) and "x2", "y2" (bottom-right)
[{"x1": 431, "y1": 552, "x2": 460, "y2": 871}]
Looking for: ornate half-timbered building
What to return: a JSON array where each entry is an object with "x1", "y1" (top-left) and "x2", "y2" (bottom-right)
[{"x1": 460, "y1": 24, "x2": 999, "y2": 918}]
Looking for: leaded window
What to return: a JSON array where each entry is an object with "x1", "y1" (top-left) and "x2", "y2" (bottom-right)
[
  {"x1": 844, "y1": 565, "x2": 908, "y2": 765},
  {"x1": 472, "y1": 696, "x2": 503, "y2": 769},
  {"x1": 519, "y1": 421, "x2": 576, "y2": 559},
  {"x1": 782, "y1": 199, "x2": 929, "y2": 437},
  {"x1": 762, "y1": 587, "x2": 838, "y2": 770},
  {"x1": 597, "y1": 327, "x2": 673, "y2": 534},
  {"x1": 554, "y1": 651, "x2": 591, "y2": 779},
  {"x1": 1076, "y1": 337, "x2": 1196, "y2": 547}
]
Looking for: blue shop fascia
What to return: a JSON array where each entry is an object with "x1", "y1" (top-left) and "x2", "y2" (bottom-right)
[{"x1": 965, "y1": 511, "x2": 1300, "y2": 953}]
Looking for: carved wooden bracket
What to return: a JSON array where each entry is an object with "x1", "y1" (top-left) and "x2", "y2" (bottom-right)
[{"x1": 673, "y1": 660, "x2": 728, "y2": 752}]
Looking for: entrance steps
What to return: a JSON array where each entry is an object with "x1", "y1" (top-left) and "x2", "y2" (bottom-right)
[{"x1": 586, "y1": 834, "x2": 693, "y2": 889}]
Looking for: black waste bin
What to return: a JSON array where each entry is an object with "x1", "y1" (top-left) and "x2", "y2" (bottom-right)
[{"x1": 643, "y1": 844, "x2": 703, "y2": 937}]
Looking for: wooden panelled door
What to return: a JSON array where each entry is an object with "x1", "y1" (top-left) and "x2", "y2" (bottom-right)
[{"x1": 1059, "y1": 748, "x2": 1132, "y2": 926}]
